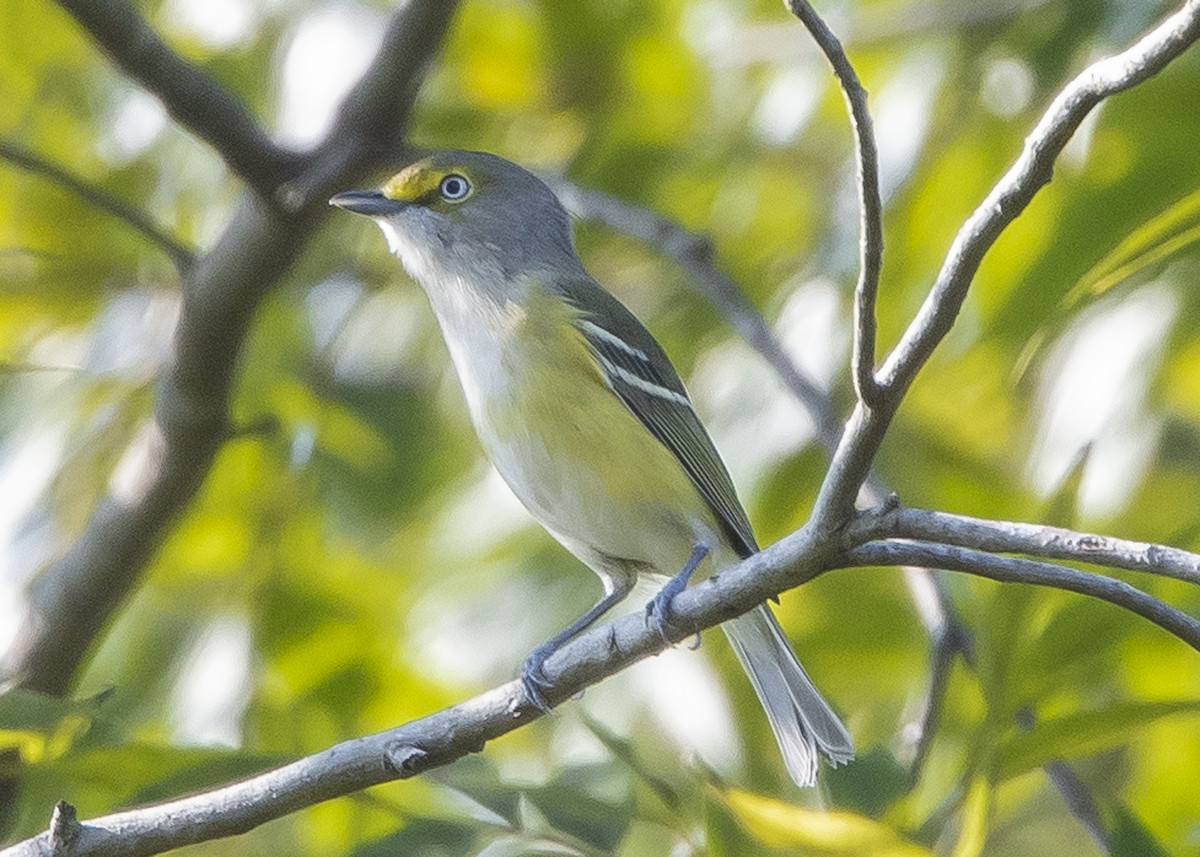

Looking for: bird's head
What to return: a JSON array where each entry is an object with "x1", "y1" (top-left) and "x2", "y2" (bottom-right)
[{"x1": 331, "y1": 150, "x2": 580, "y2": 288}]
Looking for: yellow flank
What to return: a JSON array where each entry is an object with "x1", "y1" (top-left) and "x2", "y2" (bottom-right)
[{"x1": 491, "y1": 287, "x2": 707, "y2": 535}]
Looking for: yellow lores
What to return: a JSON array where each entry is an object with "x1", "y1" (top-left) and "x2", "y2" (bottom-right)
[
  {"x1": 331, "y1": 150, "x2": 854, "y2": 787},
  {"x1": 382, "y1": 161, "x2": 475, "y2": 206}
]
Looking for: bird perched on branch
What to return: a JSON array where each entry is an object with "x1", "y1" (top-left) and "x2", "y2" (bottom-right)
[{"x1": 331, "y1": 150, "x2": 854, "y2": 786}]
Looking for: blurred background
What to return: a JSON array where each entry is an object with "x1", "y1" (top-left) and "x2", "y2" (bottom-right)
[{"x1": 2, "y1": 0, "x2": 1200, "y2": 854}]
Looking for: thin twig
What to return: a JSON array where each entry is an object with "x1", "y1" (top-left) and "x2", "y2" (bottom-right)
[
  {"x1": 809, "y1": 0, "x2": 1200, "y2": 527},
  {"x1": 0, "y1": 139, "x2": 195, "y2": 272},
  {"x1": 1014, "y1": 708, "x2": 1111, "y2": 849},
  {"x1": 784, "y1": 0, "x2": 885, "y2": 410},
  {"x1": 850, "y1": 506, "x2": 1200, "y2": 585},
  {"x1": 843, "y1": 541, "x2": 1200, "y2": 652}
]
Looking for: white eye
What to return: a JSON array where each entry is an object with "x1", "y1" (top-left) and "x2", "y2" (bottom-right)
[{"x1": 439, "y1": 174, "x2": 471, "y2": 201}]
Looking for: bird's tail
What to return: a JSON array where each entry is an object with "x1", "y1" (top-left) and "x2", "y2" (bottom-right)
[{"x1": 722, "y1": 604, "x2": 855, "y2": 787}]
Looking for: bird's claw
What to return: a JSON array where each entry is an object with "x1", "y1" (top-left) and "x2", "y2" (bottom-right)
[
  {"x1": 645, "y1": 578, "x2": 686, "y2": 644},
  {"x1": 520, "y1": 649, "x2": 555, "y2": 714}
]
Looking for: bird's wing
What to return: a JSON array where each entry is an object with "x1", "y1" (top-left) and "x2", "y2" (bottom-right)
[{"x1": 556, "y1": 277, "x2": 758, "y2": 557}]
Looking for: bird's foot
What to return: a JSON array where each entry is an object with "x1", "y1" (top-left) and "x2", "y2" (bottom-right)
[
  {"x1": 520, "y1": 644, "x2": 557, "y2": 714},
  {"x1": 644, "y1": 573, "x2": 689, "y2": 644}
]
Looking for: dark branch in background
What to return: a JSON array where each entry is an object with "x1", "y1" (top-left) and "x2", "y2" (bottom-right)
[
  {"x1": 286, "y1": 0, "x2": 464, "y2": 212},
  {"x1": 1014, "y1": 708, "x2": 1111, "y2": 851},
  {"x1": 809, "y1": 0, "x2": 1200, "y2": 528},
  {"x1": 0, "y1": 139, "x2": 195, "y2": 272},
  {"x1": 546, "y1": 178, "x2": 842, "y2": 449},
  {"x1": 784, "y1": 0, "x2": 885, "y2": 410},
  {"x1": 2, "y1": 0, "x2": 460, "y2": 697},
  {"x1": 52, "y1": 0, "x2": 301, "y2": 197}
]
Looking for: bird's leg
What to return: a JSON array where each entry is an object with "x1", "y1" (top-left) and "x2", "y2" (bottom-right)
[
  {"x1": 645, "y1": 542, "x2": 710, "y2": 644},
  {"x1": 521, "y1": 584, "x2": 630, "y2": 713}
]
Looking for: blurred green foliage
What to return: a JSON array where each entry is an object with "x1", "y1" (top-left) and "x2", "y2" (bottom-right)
[{"x1": 3, "y1": 0, "x2": 1200, "y2": 854}]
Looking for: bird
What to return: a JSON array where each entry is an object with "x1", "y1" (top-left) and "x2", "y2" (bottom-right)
[{"x1": 330, "y1": 150, "x2": 854, "y2": 786}]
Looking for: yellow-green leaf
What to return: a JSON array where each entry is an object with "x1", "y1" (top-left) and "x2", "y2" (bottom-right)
[{"x1": 722, "y1": 788, "x2": 933, "y2": 857}]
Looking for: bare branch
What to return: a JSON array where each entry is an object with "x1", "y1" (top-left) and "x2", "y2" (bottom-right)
[
  {"x1": 0, "y1": 520, "x2": 834, "y2": 857},
  {"x1": 6, "y1": 499, "x2": 1199, "y2": 855},
  {"x1": 51, "y1": 0, "x2": 300, "y2": 196},
  {"x1": 0, "y1": 139, "x2": 195, "y2": 272},
  {"x1": 784, "y1": 0, "x2": 885, "y2": 410},
  {"x1": 810, "y1": 0, "x2": 1200, "y2": 527},
  {"x1": 844, "y1": 541, "x2": 1200, "y2": 652},
  {"x1": 881, "y1": 0, "x2": 1200, "y2": 397},
  {"x1": 2, "y1": 0, "x2": 460, "y2": 698},
  {"x1": 850, "y1": 506, "x2": 1200, "y2": 586}
]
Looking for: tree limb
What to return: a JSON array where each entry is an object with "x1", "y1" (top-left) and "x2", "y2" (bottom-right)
[
  {"x1": 1, "y1": 0, "x2": 460, "y2": 698},
  {"x1": 7, "y1": 502, "x2": 1200, "y2": 855},
  {"x1": 784, "y1": 0, "x2": 885, "y2": 409},
  {"x1": 848, "y1": 506, "x2": 1200, "y2": 585},
  {"x1": 0, "y1": 139, "x2": 195, "y2": 272},
  {"x1": 843, "y1": 541, "x2": 1200, "y2": 651},
  {"x1": 51, "y1": 0, "x2": 300, "y2": 197},
  {"x1": 809, "y1": 0, "x2": 1200, "y2": 528},
  {"x1": 0, "y1": 520, "x2": 830, "y2": 857}
]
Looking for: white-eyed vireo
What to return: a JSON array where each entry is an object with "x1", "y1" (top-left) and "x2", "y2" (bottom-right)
[{"x1": 331, "y1": 150, "x2": 854, "y2": 786}]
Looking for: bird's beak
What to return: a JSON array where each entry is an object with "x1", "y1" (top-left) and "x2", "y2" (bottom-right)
[{"x1": 329, "y1": 190, "x2": 405, "y2": 216}]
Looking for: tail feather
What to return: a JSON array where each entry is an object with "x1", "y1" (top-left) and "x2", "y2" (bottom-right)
[{"x1": 723, "y1": 604, "x2": 854, "y2": 787}]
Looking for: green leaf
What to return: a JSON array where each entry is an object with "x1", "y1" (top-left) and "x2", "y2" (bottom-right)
[
  {"x1": 582, "y1": 714, "x2": 683, "y2": 815},
  {"x1": 1110, "y1": 806, "x2": 1171, "y2": 857},
  {"x1": 997, "y1": 700, "x2": 1200, "y2": 779},
  {"x1": 1072, "y1": 186, "x2": 1200, "y2": 302},
  {"x1": 0, "y1": 686, "x2": 110, "y2": 733},
  {"x1": 1041, "y1": 444, "x2": 1091, "y2": 529},
  {"x1": 949, "y1": 776, "x2": 990, "y2": 857},
  {"x1": 722, "y1": 788, "x2": 934, "y2": 857},
  {"x1": 1015, "y1": 185, "x2": 1200, "y2": 381}
]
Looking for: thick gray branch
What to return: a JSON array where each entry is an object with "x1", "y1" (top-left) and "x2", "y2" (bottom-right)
[
  {"x1": 7, "y1": 503, "x2": 1200, "y2": 855},
  {"x1": 0, "y1": 523, "x2": 832, "y2": 857},
  {"x1": 784, "y1": 0, "x2": 885, "y2": 409},
  {"x1": 0, "y1": 139, "x2": 195, "y2": 271},
  {"x1": 52, "y1": 0, "x2": 299, "y2": 196},
  {"x1": 810, "y1": 0, "x2": 1200, "y2": 527}
]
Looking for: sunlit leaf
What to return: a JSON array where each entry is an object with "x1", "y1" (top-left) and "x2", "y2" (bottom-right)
[
  {"x1": 722, "y1": 788, "x2": 933, "y2": 857},
  {"x1": 996, "y1": 700, "x2": 1200, "y2": 779},
  {"x1": 949, "y1": 776, "x2": 990, "y2": 857},
  {"x1": 1109, "y1": 806, "x2": 1171, "y2": 857}
]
